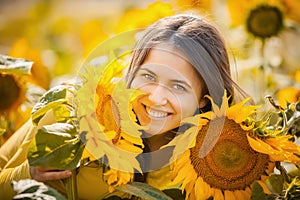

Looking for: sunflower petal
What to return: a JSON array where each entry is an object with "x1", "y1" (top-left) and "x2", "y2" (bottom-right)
[
  {"x1": 194, "y1": 178, "x2": 209, "y2": 200},
  {"x1": 213, "y1": 188, "x2": 224, "y2": 200},
  {"x1": 224, "y1": 190, "x2": 236, "y2": 200}
]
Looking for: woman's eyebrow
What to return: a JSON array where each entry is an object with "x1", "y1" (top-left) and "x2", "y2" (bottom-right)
[
  {"x1": 139, "y1": 67, "x2": 156, "y2": 76},
  {"x1": 171, "y1": 79, "x2": 192, "y2": 89}
]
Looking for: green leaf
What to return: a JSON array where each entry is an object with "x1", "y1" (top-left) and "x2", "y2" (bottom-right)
[
  {"x1": 116, "y1": 182, "x2": 172, "y2": 200},
  {"x1": 0, "y1": 54, "x2": 33, "y2": 75},
  {"x1": 31, "y1": 85, "x2": 69, "y2": 124},
  {"x1": 251, "y1": 182, "x2": 268, "y2": 200},
  {"x1": 53, "y1": 104, "x2": 72, "y2": 122},
  {"x1": 162, "y1": 189, "x2": 185, "y2": 200},
  {"x1": 12, "y1": 179, "x2": 66, "y2": 200},
  {"x1": 265, "y1": 174, "x2": 284, "y2": 194},
  {"x1": 27, "y1": 123, "x2": 84, "y2": 170}
]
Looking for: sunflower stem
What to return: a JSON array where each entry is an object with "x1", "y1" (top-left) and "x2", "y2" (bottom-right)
[
  {"x1": 275, "y1": 161, "x2": 291, "y2": 183},
  {"x1": 65, "y1": 169, "x2": 78, "y2": 200}
]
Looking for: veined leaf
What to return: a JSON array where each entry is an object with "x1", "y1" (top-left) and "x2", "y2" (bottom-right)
[
  {"x1": 32, "y1": 99, "x2": 68, "y2": 124},
  {"x1": 116, "y1": 182, "x2": 172, "y2": 200},
  {"x1": 28, "y1": 123, "x2": 84, "y2": 170},
  {"x1": 0, "y1": 54, "x2": 33, "y2": 75},
  {"x1": 31, "y1": 85, "x2": 70, "y2": 124}
]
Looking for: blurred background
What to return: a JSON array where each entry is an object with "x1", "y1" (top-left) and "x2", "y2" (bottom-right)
[{"x1": 1, "y1": 0, "x2": 300, "y2": 145}]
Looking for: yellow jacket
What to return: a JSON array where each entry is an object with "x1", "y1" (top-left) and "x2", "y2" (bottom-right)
[{"x1": 0, "y1": 111, "x2": 178, "y2": 199}]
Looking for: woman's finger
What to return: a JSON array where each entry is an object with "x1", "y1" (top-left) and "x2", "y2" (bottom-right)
[{"x1": 30, "y1": 166, "x2": 72, "y2": 182}]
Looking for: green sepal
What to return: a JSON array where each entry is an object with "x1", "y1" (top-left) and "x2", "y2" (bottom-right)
[
  {"x1": 115, "y1": 182, "x2": 172, "y2": 200},
  {"x1": 265, "y1": 174, "x2": 284, "y2": 194},
  {"x1": 0, "y1": 54, "x2": 33, "y2": 75},
  {"x1": 251, "y1": 182, "x2": 268, "y2": 200},
  {"x1": 31, "y1": 85, "x2": 70, "y2": 124},
  {"x1": 27, "y1": 123, "x2": 84, "y2": 170}
]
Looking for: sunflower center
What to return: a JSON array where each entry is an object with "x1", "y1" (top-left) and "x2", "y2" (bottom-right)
[
  {"x1": 95, "y1": 94, "x2": 121, "y2": 143},
  {"x1": 212, "y1": 140, "x2": 249, "y2": 174},
  {"x1": 246, "y1": 4, "x2": 283, "y2": 38},
  {"x1": 190, "y1": 118, "x2": 270, "y2": 190},
  {"x1": 0, "y1": 74, "x2": 21, "y2": 112}
]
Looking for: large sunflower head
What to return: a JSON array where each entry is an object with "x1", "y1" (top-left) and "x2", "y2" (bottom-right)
[
  {"x1": 171, "y1": 91, "x2": 300, "y2": 199},
  {"x1": 76, "y1": 55, "x2": 146, "y2": 190}
]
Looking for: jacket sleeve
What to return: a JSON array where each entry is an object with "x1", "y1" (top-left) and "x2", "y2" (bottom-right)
[{"x1": 0, "y1": 111, "x2": 56, "y2": 200}]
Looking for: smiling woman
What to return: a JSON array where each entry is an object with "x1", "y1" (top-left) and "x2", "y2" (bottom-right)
[
  {"x1": 0, "y1": 14, "x2": 252, "y2": 200},
  {"x1": 130, "y1": 43, "x2": 205, "y2": 137}
]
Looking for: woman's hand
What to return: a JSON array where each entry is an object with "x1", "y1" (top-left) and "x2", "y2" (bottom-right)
[{"x1": 29, "y1": 166, "x2": 72, "y2": 182}]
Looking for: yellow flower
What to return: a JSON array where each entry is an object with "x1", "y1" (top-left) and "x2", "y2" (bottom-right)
[
  {"x1": 295, "y1": 70, "x2": 300, "y2": 84},
  {"x1": 104, "y1": 168, "x2": 133, "y2": 193},
  {"x1": 80, "y1": 20, "x2": 109, "y2": 56},
  {"x1": 170, "y1": 91, "x2": 300, "y2": 200},
  {"x1": 0, "y1": 55, "x2": 34, "y2": 145},
  {"x1": 276, "y1": 87, "x2": 300, "y2": 108},
  {"x1": 279, "y1": 0, "x2": 300, "y2": 22},
  {"x1": 9, "y1": 38, "x2": 51, "y2": 90},
  {"x1": 175, "y1": 0, "x2": 212, "y2": 13},
  {"x1": 0, "y1": 73, "x2": 26, "y2": 113},
  {"x1": 115, "y1": 1, "x2": 174, "y2": 33},
  {"x1": 246, "y1": 4, "x2": 283, "y2": 39},
  {"x1": 76, "y1": 56, "x2": 145, "y2": 190},
  {"x1": 227, "y1": 0, "x2": 289, "y2": 28}
]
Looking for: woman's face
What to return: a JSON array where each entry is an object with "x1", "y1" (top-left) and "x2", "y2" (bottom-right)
[{"x1": 130, "y1": 44, "x2": 206, "y2": 136}]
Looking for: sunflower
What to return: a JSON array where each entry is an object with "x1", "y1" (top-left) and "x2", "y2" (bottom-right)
[
  {"x1": 76, "y1": 55, "x2": 145, "y2": 191},
  {"x1": 175, "y1": 0, "x2": 212, "y2": 13},
  {"x1": 9, "y1": 38, "x2": 51, "y2": 90},
  {"x1": 0, "y1": 74, "x2": 26, "y2": 113},
  {"x1": 114, "y1": 1, "x2": 174, "y2": 33},
  {"x1": 246, "y1": 4, "x2": 283, "y2": 39},
  {"x1": 170, "y1": 91, "x2": 300, "y2": 200},
  {"x1": 0, "y1": 54, "x2": 34, "y2": 145},
  {"x1": 227, "y1": 0, "x2": 300, "y2": 40},
  {"x1": 276, "y1": 87, "x2": 300, "y2": 108},
  {"x1": 80, "y1": 20, "x2": 109, "y2": 56},
  {"x1": 228, "y1": 0, "x2": 286, "y2": 27}
]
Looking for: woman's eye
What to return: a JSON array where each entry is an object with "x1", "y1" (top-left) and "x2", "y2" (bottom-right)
[
  {"x1": 143, "y1": 74, "x2": 155, "y2": 81},
  {"x1": 173, "y1": 84, "x2": 185, "y2": 91}
]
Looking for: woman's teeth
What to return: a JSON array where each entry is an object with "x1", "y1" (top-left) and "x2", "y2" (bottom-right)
[{"x1": 146, "y1": 107, "x2": 168, "y2": 118}]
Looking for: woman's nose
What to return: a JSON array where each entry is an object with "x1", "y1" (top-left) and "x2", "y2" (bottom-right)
[{"x1": 148, "y1": 84, "x2": 168, "y2": 105}]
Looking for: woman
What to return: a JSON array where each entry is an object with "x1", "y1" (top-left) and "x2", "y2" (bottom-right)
[{"x1": 0, "y1": 14, "x2": 247, "y2": 199}]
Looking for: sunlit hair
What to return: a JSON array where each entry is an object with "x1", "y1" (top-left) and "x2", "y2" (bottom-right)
[{"x1": 126, "y1": 14, "x2": 247, "y2": 108}]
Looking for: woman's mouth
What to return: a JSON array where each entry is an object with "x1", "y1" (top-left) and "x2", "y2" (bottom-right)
[{"x1": 145, "y1": 106, "x2": 169, "y2": 118}]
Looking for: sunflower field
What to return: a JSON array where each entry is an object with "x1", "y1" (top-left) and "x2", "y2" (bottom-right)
[{"x1": 0, "y1": 0, "x2": 300, "y2": 200}]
